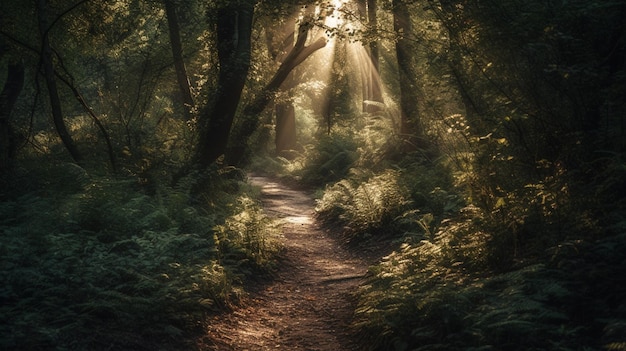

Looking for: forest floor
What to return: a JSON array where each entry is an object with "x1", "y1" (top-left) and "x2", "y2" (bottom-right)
[{"x1": 198, "y1": 176, "x2": 371, "y2": 350}]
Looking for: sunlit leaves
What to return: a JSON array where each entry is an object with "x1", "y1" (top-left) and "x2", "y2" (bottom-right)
[
  {"x1": 354, "y1": 232, "x2": 608, "y2": 350},
  {"x1": 214, "y1": 195, "x2": 283, "y2": 268},
  {"x1": 316, "y1": 169, "x2": 413, "y2": 240}
]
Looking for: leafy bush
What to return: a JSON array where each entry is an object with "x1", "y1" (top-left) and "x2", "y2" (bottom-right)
[
  {"x1": 315, "y1": 159, "x2": 625, "y2": 351},
  {"x1": 0, "y1": 170, "x2": 281, "y2": 350},
  {"x1": 354, "y1": 231, "x2": 626, "y2": 351},
  {"x1": 214, "y1": 195, "x2": 282, "y2": 272},
  {"x1": 316, "y1": 169, "x2": 410, "y2": 241},
  {"x1": 299, "y1": 132, "x2": 358, "y2": 186},
  {"x1": 316, "y1": 158, "x2": 460, "y2": 243}
]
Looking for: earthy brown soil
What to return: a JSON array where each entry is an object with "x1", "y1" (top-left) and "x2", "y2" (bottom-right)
[{"x1": 200, "y1": 176, "x2": 368, "y2": 351}]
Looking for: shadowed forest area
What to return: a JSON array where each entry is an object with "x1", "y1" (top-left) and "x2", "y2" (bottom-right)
[{"x1": 1, "y1": 0, "x2": 625, "y2": 350}]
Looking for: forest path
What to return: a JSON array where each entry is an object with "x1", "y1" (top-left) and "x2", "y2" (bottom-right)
[{"x1": 201, "y1": 176, "x2": 367, "y2": 350}]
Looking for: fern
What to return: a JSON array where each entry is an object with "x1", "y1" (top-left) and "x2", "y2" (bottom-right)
[
  {"x1": 297, "y1": 132, "x2": 359, "y2": 185},
  {"x1": 0, "y1": 170, "x2": 282, "y2": 350},
  {"x1": 316, "y1": 169, "x2": 410, "y2": 241}
]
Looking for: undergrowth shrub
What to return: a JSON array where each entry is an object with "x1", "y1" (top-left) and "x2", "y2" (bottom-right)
[
  {"x1": 315, "y1": 155, "x2": 625, "y2": 350},
  {"x1": 453, "y1": 155, "x2": 605, "y2": 270},
  {"x1": 354, "y1": 231, "x2": 626, "y2": 351},
  {"x1": 249, "y1": 154, "x2": 292, "y2": 178},
  {"x1": 316, "y1": 157, "x2": 460, "y2": 243},
  {"x1": 214, "y1": 195, "x2": 282, "y2": 272},
  {"x1": 0, "y1": 169, "x2": 281, "y2": 350},
  {"x1": 248, "y1": 108, "x2": 401, "y2": 187},
  {"x1": 299, "y1": 132, "x2": 358, "y2": 186},
  {"x1": 350, "y1": 180, "x2": 625, "y2": 350},
  {"x1": 316, "y1": 169, "x2": 410, "y2": 241},
  {"x1": 353, "y1": 111, "x2": 402, "y2": 170}
]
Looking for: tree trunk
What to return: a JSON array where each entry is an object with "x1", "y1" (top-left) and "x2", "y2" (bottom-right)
[
  {"x1": 228, "y1": 19, "x2": 327, "y2": 164},
  {"x1": 268, "y1": 14, "x2": 299, "y2": 154},
  {"x1": 164, "y1": 0, "x2": 194, "y2": 120},
  {"x1": 243, "y1": 36, "x2": 327, "y2": 123},
  {"x1": 55, "y1": 70, "x2": 117, "y2": 172},
  {"x1": 393, "y1": 0, "x2": 425, "y2": 149},
  {"x1": 274, "y1": 67, "x2": 297, "y2": 155},
  {"x1": 195, "y1": 2, "x2": 255, "y2": 168},
  {"x1": 275, "y1": 98, "x2": 297, "y2": 153},
  {"x1": 357, "y1": 0, "x2": 384, "y2": 113},
  {"x1": 437, "y1": 0, "x2": 481, "y2": 123},
  {"x1": 365, "y1": 0, "x2": 383, "y2": 113},
  {"x1": 0, "y1": 61, "x2": 24, "y2": 173},
  {"x1": 37, "y1": 0, "x2": 83, "y2": 165}
]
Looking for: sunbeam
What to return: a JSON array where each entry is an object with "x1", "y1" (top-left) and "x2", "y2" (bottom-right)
[
  {"x1": 296, "y1": 0, "x2": 392, "y2": 135},
  {"x1": 324, "y1": 0, "x2": 347, "y2": 29},
  {"x1": 346, "y1": 41, "x2": 385, "y2": 112}
]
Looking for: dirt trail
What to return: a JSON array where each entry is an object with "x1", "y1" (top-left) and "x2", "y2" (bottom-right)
[{"x1": 201, "y1": 176, "x2": 367, "y2": 350}]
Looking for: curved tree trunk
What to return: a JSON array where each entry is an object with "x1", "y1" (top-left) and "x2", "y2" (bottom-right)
[
  {"x1": 393, "y1": 0, "x2": 426, "y2": 150},
  {"x1": 37, "y1": 0, "x2": 83, "y2": 165},
  {"x1": 164, "y1": 0, "x2": 194, "y2": 120},
  {"x1": 0, "y1": 62, "x2": 24, "y2": 173},
  {"x1": 55, "y1": 71, "x2": 117, "y2": 172},
  {"x1": 228, "y1": 19, "x2": 327, "y2": 164},
  {"x1": 195, "y1": 2, "x2": 255, "y2": 169}
]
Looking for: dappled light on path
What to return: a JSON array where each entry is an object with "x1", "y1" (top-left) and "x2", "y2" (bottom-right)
[
  {"x1": 285, "y1": 215, "x2": 314, "y2": 225},
  {"x1": 201, "y1": 176, "x2": 366, "y2": 351}
]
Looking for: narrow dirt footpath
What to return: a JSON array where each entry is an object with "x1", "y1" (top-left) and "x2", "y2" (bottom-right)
[{"x1": 201, "y1": 176, "x2": 367, "y2": 350}]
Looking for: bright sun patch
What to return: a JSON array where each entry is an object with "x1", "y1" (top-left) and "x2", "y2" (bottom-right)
[{"x1": 324, "y1": 0, "x2": 347, "y2": 29}]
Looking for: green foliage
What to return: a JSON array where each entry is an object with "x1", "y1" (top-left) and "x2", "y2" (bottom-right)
[
  {"x1": 298, "y1": 132, "x2": 359, "y2": 186},
  {"x1": 316, "y1": 169, "x2": 458, "y2": 245},
  {"x1": 313, "y1": 3, "x2": 626, "y2": 336},
  {"x1": 2, "y1": 0, "x2": 625, "y2": 349},
  {"x1": 251, "y1": 105, "x2": 402, "y2": 188},
  {"x1": 353, "y1": 109, "x2": 403, "y2": 170},
  {"x1": 354, "y1": 232, "x2": 626, "y2": 350},
  {"x1": 316, "y1": 169, "x2": 409, "y2": 240},
  {"x1": 0, "y1": 170, "x2": 281, "y2": 350},
  {"x1": 214, "y1": 195, "x2": 283, "y2": 271}
]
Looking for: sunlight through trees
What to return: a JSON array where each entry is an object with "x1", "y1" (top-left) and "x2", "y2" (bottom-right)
[{"x1": 1, "y1": 0, "x2": 625, "y2": 349}]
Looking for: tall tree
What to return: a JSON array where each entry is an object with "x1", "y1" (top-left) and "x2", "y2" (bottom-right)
[
  {"x1": 37, "y1": 0, "x2": 82, "y2": 165},
  {"x1": 0, "y1": 61, "x2": 24, "y2": 173},
  {"x1": 228, "y1": 10, "x2": 327, "y2": 164},
  {"x1": 357, "y1": 0, "x2": 384, "y2": 113},
  {"x1": 163, "y1": 0, "x2": 194, "y2": 120},
  {"x1": 195, "y1": 1, "x2": 256, "y2": 168},
  {"x1": 274, "y1": 91, "x2": 297, "y2": 153},
  {"x1": 393, "y1": 0, "x2": 425, "y2": 149},
  {"x1": 436, "y1": 0, "x2": 481, "y2": 123},
  {"x1": 269, "y1": 15, "x2": 299, "y2": 153},
  {"x1": 265, "y1": 9, "x2": 305, "y2": 154}
]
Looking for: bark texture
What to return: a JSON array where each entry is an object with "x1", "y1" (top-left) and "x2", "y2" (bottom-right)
[
  {"x1": 164, "y1": 0, "x2": 194, "y2": 120},
  {"x1": 393, "y1": 0, "x2": 425, "y2": 148},
  {"x1": 37, "y1": 0, "x2": 83, "y2": 165},
  {"x1": 195, "y1": 2, "x2": 255, "y2": 168},
  {"x1": 0, "y1": 62, "x2": 24, "y2": 173}
]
